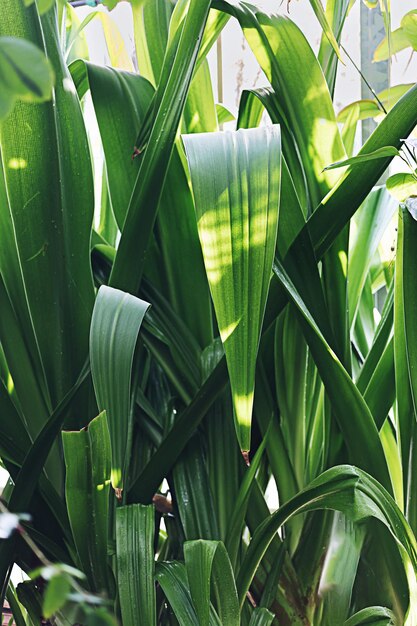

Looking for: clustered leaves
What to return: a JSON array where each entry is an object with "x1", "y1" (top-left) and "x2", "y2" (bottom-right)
[{"x1": 0, "y1": 1, "x2": 417, "y2": 625}]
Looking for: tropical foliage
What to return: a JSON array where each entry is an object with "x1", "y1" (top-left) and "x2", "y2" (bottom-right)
[{"x1": 0, "y1": 0, "x2": 416, "y2": 625}]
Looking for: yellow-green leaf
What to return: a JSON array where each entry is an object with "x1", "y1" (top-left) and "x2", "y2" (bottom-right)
[{"x1": 183, "y1": 126, "x2": 281, "y2": 453}]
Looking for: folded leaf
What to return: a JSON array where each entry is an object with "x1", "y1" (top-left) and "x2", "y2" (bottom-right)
[
  {"x1": 90, "y1": 286, "x2": 150, "y2": 492},
  {"x1": 183, "y1": 126, "x2": 281, "y2": 453}
]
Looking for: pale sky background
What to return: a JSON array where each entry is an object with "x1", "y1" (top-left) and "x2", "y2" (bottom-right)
[{"x1": 76, "y1": 0, "x2": 417, "y2": 117}]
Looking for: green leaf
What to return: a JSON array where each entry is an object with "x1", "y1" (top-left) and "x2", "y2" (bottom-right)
[
  {"x1": 344, "y1": 606, "x2": 395, "y2": 625},
  {"x1": 248, "y1": 607, "x2": 275, "y2": 626},
  {"x1": 399, "y1": 205, "x2": 417, "y2": 447},
  {"x1": 90, "y1": 286, "x2": 150, "y2": 492},
  {"x1": 216, "y1": 103, "x2": 235, "y2": 125},
  {"x1": 272, "y1": 258, "x2": 392, "y2": 492},
  {"x1": 214, "y1": 1, "x2": 345, "y2": 206},
  {"x1": 156, "y1": 562, "x2": 199, "y2": 626},
  {"x1": 184, "y1": 540, "x2": 239, "y2": 626},
  {"x1": 62, "y1": 411, "x2": 111, "y2": 593},
  {"x1": 402, "y1": 10, "x2": 417, "y2": 50},
  {"x1": 307, "y1": 0, "x2": 343, "y2": 62},
  {"x1": 373, "y1": 27, "x2": 411, "y2": 61},
  {"x1": 0, "y1": 3, "x2": 95, "y2": 428},
  {"x1": 109, "y1": 0, "x2": 212, "y2": 294},
  {"x1": 303, "y1": 81, "x2": 417, "y2": 260},
  {"x1": 183, "y1": 126, "x2": 281, "y2": 452},
  {"x1": 386, "y1": 173, "x2": 417, "y2": 202},
  {"x1": 236, "y1": 465, "x2": 417, "y2": 623},
  {"x1": 42, "y1": 574, "x2": 71, "y2": 619},
  {"x1": 324, "y1": 147, "x2": 401, "y2": 171},
  {"x1": 116, "y1": 504, "x2": 156, "y2": 626},
  {"x1": 0, "y1": 36, "x2": 54, "y2": 120}
]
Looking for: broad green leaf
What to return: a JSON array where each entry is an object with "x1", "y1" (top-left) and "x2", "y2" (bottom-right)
[
  {"x1": 109, "y1": 0, "x2": 212, "y2": 294},
  {"x1": 214, "y1": 1, "x2": 345, "y2": 206},
  {"x1": 62, "y1": 411, "x2": 111, "y2": 593},
  {"x1": 394, "y1": 207, "x2": 416, "y2": 504},
  {"x1": 344, "y1": 606, "x2": 395, "y2": 625},
  {"x1": 156, "y1": 562, "x2": 199, "y2": 626},
  {"x1": 70, "y1": 61, "x2": 154, "y2": 229},
  {"x1": 90, "y1": 286, "x2": 150, "y2": 492},
  {"x1": 341, "y1": 102, "x2": 360, "y2": 157},
  {"x1": 183, "y1": 126, "x2": 281, "y2": 453},
  {"x1": 236, "y1": 465, "x2": 417, "y2": 625},
  {"x1": 42, "y1": 574, "x2": 71, "y2": 619},
  {"x1": 386, "y1": 173, "x2": 417, "y2": 202},
  {"x1": 0, "y1": 3, "x2": 95, "y2": 425},
  {"x1": 324, "y1": 147, "x2": 401, "y2": 171},
  {"x1": 0, "y1": 36, "x2": 54, "y2": 120},
  {"x1": 402, "y1": 10, "x2": 417, "y2": 50},
  {"x1": 184, "y1": 540, "x2": 239, "y2": 626},
  {"x1": 116, "y1": 504, "x2": 156, "y2": 626}
]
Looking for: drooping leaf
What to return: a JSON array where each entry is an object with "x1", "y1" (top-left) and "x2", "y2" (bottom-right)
[
  {"x1": 237, "y1": 465, "x2": 417, "y2": 625},
  {"x1": 344, "y1": 606, "x2": 395, "y2": 626},
  {"x1": 324, "y1": 147, "x2": 401, "y2": 171},
  {"x1": 90, "y1": 286, "x2": 150, "y2": 492},
  {"x1": 183, "y1": 126, "x2": 281, "y2": 453}
]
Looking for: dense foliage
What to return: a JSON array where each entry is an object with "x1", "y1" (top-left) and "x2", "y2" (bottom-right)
[{"x1": 0, "y1": 1, "x2": 417, "y2": 625}]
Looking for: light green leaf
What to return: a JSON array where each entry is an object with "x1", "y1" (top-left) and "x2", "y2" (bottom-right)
[
  {"x1": 216, "y1": 103, "x2": 235, "y2": 125},
  {"x1": 324, "y1": 147, "x2": 401, "y2": 171},
  {"x1": 116, "y1": 504, "x2": 156, "y2": 626},
  {"x1": 373, "y1": 27, "x2": 411, "y2": 62},
  {"x1": 42, "y1": 574, "x2": 71, "y2": 619},
  {"x1": 90, "y1": 286, "x2": 150, "y2": 492},
  {"x1": 183, "y1": 126, "x2": 281, "y2": 453},
  {"x1": 307, "y1": 0, "x2": 343, "y2": 62},
  {"x1": 348, "y1": 187, "x2": 397, "y2": 326},
  {"x1": 402, "y1": 10, "x2": 417, "y2": 50},
  {"x1": 0, "y1": 36, "x2": 54, "y2": 120},
  {"x1": 386, "y1": 173, "x2": 417, "y2": 202}
]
